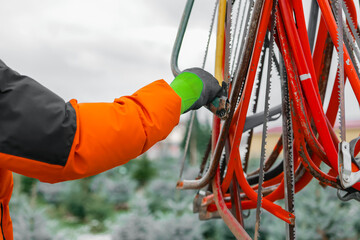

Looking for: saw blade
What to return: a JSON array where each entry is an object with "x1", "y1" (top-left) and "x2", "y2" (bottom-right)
[
  {"x1": 202, "y1": 0, "x2": 219, "y2": 69},
  {"x1": 280, "y1": 57, "x2": 296, "y2": 239},
  {"x1": 230, "y1": 0, "x2": 251, "y2": 77},
  {"x1": 342, "y1": 0, "x2": 360, "y2": 67},
  {"x1": 243, "y1": 37, "x2": 268, "y2": 172},
  {"x1": 336, "y1": 0, "x2": 346, "y2": 141},
  {"x1": 254, "y1": 1, "x2": 277, "y2": 239},
  {"x1": 342, "y1": 0, "x2": 360, "y2": 52},
  {"x1": 343, "y1": 20, "x2": 360, "y2": 80},
  {"x1": 229, "y1": 0, "x2": 243, "y2": 76},
  {"x1": 223, "y1": 0, "x2": 233, "y2": 84},
  {"x1": 232, "y1": 0, "x2": 255, "y2": 78}
]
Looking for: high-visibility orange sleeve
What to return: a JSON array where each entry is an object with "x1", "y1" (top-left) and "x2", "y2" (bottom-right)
[
  {"x1": 0, "y1": 169, "x2": 13, "y2": 240},
  {"x1": 0, "y1": 80, "x2": 181, "y2": 183}
]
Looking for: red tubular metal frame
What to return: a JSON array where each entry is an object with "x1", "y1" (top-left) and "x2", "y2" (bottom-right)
[
  {"x1": 316, "y1": 0, "x2": 360, "y2": 103},
  {"x1": 292, "y1": 0, "x2": 322, "y2": 101},
  {"x1": 313, "y1": 17, "x2": 331, "y2": 83},
  {"x1": 213, "y1": 168, "x2": 251, "y2": 239}
]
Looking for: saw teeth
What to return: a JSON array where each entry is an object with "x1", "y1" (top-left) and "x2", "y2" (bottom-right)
[
  {"x1": 230, "y1": 0, "x2": 251, "y2": 76},
  {"x1": 279, "y1": 27, "x2": 296, "y2": 237},
  {"x1": 341, "y1": 0, "x2": 360, "y2": 66},
  {"x1": 342, "y1": 0, "x2": 360, "y2": 49},
  {"x1": 251, "y1": 39, "x2": 267, "y2": 114},
  {"x1": 255, "y1": 1, "x2": 278, "y2": 238},
  {"x1": 335, "y1": 0, "x2": 346, "y2": 141}
]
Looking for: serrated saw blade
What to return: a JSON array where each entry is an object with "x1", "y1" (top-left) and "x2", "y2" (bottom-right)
[
  {"x1": 342, "y1": 0, "x2": 360, "y2": 51},
  {"x1": 243, "y1": 36, "x2": 268, "y2": 172},
  {"x1": 254, "y1": 1, "x2": 278, "y2": 239},
  {"x1": 280, "y1": 56, "x2": 296, "y2": 240},
  {"x1": 224, "y1": 0, "x2": 233, "y2": 84},
  {"x1": 342, "y1": 0, "x2": 360, "y2": 66},
  {"x1": 343, "y1": 21, "x2": 360, "y2": 80},
  {"x1": 336, "y1": 0, "x2": 346, "y2": 142}
]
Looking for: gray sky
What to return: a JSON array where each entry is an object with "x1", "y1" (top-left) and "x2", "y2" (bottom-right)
[{"x1": 0, "y1": 0, "x2": 215, "y2": 103}]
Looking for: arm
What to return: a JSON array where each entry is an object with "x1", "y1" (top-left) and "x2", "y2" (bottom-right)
[
  {"x1": 0, "y1": 60, "x2": 181, "y2": 183},
  {"x1": 0, "y1": 60, "x2": 221, "y2": 183}
]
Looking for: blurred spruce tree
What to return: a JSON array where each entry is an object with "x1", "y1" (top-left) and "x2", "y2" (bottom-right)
[{"x1": 130, "y1": 155, "x2": 157, "y2": 187}]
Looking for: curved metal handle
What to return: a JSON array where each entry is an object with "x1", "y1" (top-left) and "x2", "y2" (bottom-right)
[{"x1": 171, "y1": 0, "x2": 195, "y2": 77}]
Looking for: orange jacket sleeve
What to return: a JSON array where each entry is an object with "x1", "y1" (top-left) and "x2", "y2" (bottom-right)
[
  {"x1": 65, "y1": 80, "x2": 182, "y2": 181},
  {"x1": 0, "y1": 169, "x2": 13, "y2": 240},
  {"x1": 0, "y1": 60, "x2": 181, "y2": 240},
  {"x1": 0, "y1": 78, "x2": 181, "y2": 183}
]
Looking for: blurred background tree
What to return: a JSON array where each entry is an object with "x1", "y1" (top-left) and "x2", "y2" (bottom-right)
[
  {"x1": 181, "y1": 112, "x2": 212, "y2": 166},
  {"x1": 9, "y1": 145, "x2": 360, "y2": 240}
]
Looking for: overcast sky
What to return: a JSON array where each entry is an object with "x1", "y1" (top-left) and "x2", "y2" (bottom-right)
[{"x1": 0, "y1": 0, "x2": 216, "y2": 103}]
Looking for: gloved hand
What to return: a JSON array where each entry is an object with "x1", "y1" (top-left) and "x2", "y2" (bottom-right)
[{"x1": 170, "y1": 68, "x2": 224, "y2": 114}]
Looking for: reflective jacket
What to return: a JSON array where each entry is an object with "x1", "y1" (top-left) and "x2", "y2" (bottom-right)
[{"x1": 0, "y1": 60, "x2": 181, "y2": 239}]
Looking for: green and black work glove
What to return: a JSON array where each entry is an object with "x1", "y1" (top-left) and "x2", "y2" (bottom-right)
[{"x1": 170, "y1": 68, "x2": 229, "y2": 118}]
